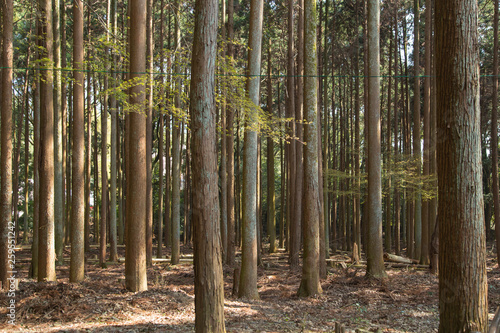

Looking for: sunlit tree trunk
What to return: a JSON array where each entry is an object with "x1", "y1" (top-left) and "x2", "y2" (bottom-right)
[
  {"x1": 70, "y1": 0, "x2": 85, "y2": 283},
  {"x1": 239, "y1": 0, "x2": 263, "y2": 300},
  {"x1": 0, "y1": 0, "x2": 13, "y2": 290},
  {"x1": 125, "y1": 0, "x2": 148, "y2": 292},
  {"x1": 171, "y1": 0, "x2": 182, "y2": 265}
]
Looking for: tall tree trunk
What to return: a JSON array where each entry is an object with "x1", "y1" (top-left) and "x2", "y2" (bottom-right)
[
  {"x1": 220, "y1": 0, "x2": 228, "y2": 262},
  {"x1": 413, "y1": 0, "x2": 422, "y2": 262},
  {"x1": 267, "y1": 41, "x2": 276, "y2": 254},
  {"x1": 38, "y1": 0, "x2": 56, "y2": 282},
  {"x1": 146, "y1": 0, "x2": 154, "y2": 267},
  {"x1": 157, "y1": 0, "x2": 165, "y2": 258},
  {"x1": 0, "y1": 0, "x2": 13, "y2": 290},
  {"x1": 190, "y1": 0, "x2": 226, "y2": 329},
  {"x1": 385, "y1": 34, "x2": 393, "y2": 254},
  {"x1": 393, "y1": 7, "x2": 401, "y2": 256},
  {"x1": 421, "y1": 0, "x2": 431, "y2": 265},
  {"x1": 286, "y1": 0, "x2": 296, "y2": 264},
  {"x1": 492, "y1": 0, "x2": 500, "y2": 266},
  {"x1": 226, "y1": 0, "x2": 236, "y2": 266},
  {"x1": 125, "y1": 0, "x2": 148, "y2": 292},
  {"x1": 436, "y1": 0, "x2": 488, "y2": 328},
  {"x1": 239, "y1": 0, "x2": 263, "y2": 300},
  {"x1": 109, "y1": 0, "x2": 118, "y2": 262},
  {"x1": 366, "y1": 0, "x2": 386, "y2": 279},
  {"x1": 53, "y1": 0, "x2": 64, "y2": 266},
  {"x1": 171, "y1": 0, "x2": 182, "y2": 265},
  {"x1": 293, "y1": 0, "x2": 305, "y2": 268},
  {"x1": 70, "y1": 0, "x2": 85, "y2": 282},
  {"x1": 297, "y1": 0, "x2": 322, "y2": 296}
]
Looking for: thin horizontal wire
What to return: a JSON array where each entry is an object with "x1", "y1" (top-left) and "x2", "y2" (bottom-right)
[{"x1": 1, "y1": 66, "x2": 499, "y2": 78}]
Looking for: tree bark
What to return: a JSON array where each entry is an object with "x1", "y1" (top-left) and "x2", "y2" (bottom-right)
[
  {"x1": 239, "y1": 0, "x2": 263, "y2": 300},
  {"x1": 267, "y1": 41, "x2": 276, "y2": 254},
  {"x1": 436, "y1": 0, "x2": 488, "y2": 328},
  {"x1": 0, "y1": 0, "x2": 13, "y2": 290},
  {"x1": 492, "y1": 0, "x2": 500, "y2": 267},
  {"x1": 70, "y1": 0, "x2": 85, "y2": 283},
  {"x1": 297, "y1": 0, "x2": 322, "y2": 297},
  {"x1": 38, "y1": 0, "x2": 56, "y2": 282},
  {"x1": 366, "y1": 0, "x2": 387, "y2": 279},
  {"x1": 125, "y1": 0, "x2": 148, "y2": 292},
  {"x1": 190, "y1": 0, "x2": 226, "y2": 329}
]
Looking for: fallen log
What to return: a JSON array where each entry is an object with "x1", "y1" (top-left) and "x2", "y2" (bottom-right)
[{"x1": 383, "y1": 253, "x2": 418, "y2": 264}]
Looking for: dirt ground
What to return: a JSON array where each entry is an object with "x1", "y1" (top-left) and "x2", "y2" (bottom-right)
[{"x1": 1, "y1": 244, "x2": 500, "y2": 333}]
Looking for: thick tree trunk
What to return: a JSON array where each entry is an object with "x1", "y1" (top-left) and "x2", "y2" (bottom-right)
[
  {"x1": 190, "y1": 0, "x2": 226, "y2": 330},
  {"x1": 436, "y1": 0, "x2": 488, "y2": 328},
  {"x1": 239, "y1": 0, "x2": 263, "y2": 300},
  {"x1": 125, "y1": 0, "x2": 148, "y2": 292}
]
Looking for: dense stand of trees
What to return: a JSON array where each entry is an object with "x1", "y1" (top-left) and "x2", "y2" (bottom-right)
[{"x1": 0, "y1": 0, "x2": 496, "y2": 330}]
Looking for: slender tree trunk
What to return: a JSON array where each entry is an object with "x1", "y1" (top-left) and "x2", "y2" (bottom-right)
[
  {"x1": 267, "y1": 41, "x2": 276, "y2": 254},
  {"x1": 145, "y1": 0, "x2": 154, "y2": 267},
  {"x1": 393, "y1": 7, "x2": 401, "y2": 256},
  {"x1": 366, "y1": 0, "x2": 386, "y2": 279},
  {"x1": 239, "y1": 0, "x2": 263, "y2": 300},
  {"x1": 293, "y1": 0, "x2": 304, "y2": 268},
  {"x1": 421, "y1": 0, "x2": 431, "y2": 265},
  {"x1": 0, "y1": 0, "x2": 13, "y2": 290},
  {"x1": 413, "y1": 0, "x2": 422, "y2": 262},
  {"x1": 125, "y1": 0, "x2": 148, "y2": 292},
  {"x1": 171, "y1": 0, "x2": 182, "y2": 265},
  {"x1": 436, "y1": 0, "x2": 488, "y2": 328},
  {"x1": 157, "y1": 0, "x2": 165, "y2": 258},
  {"x1": 492, "y1": 0, "x2": 500, "y2": 266},
  {"x1": 226, "y1": 0, "x2": 236, "y2": 266},
  {"x1": 190, "y1": 0, "x2": 226, "y2": 329},
  {"x1": 220, "y1": 0, "x2": 228, "y2": 262},
  {"x1": 70, "y1": 0, "x2": 85, "y2": 282},
  {"x1": 297, "y1": 0, "x2": 322, "y2": 296},
  {"x1": 109, "y1": 0, "x2": 118, "y2": 262},
  {"x1": 286, "y1": 0, "x2": 296, "y2": 264},
  {"x1": 53, "y1": 0, "x2": 65, "y2": 266},
  {"x1": 38, "y1": 0, "x2": 56, "y2": 282}
]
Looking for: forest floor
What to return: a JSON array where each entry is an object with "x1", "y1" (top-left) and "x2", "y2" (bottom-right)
[{"x1": 1, "y1": 244, "x2": 500, "y2": 333}]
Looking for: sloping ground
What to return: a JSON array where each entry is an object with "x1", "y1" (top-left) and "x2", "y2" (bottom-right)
[{"x1": 1, "y1": 246, "x2": 499, "y2": 333}]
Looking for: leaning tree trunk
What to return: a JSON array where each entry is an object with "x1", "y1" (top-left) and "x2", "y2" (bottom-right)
[{"x1": 436, "y1": 0, "x2": 488, "y2": 329}]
